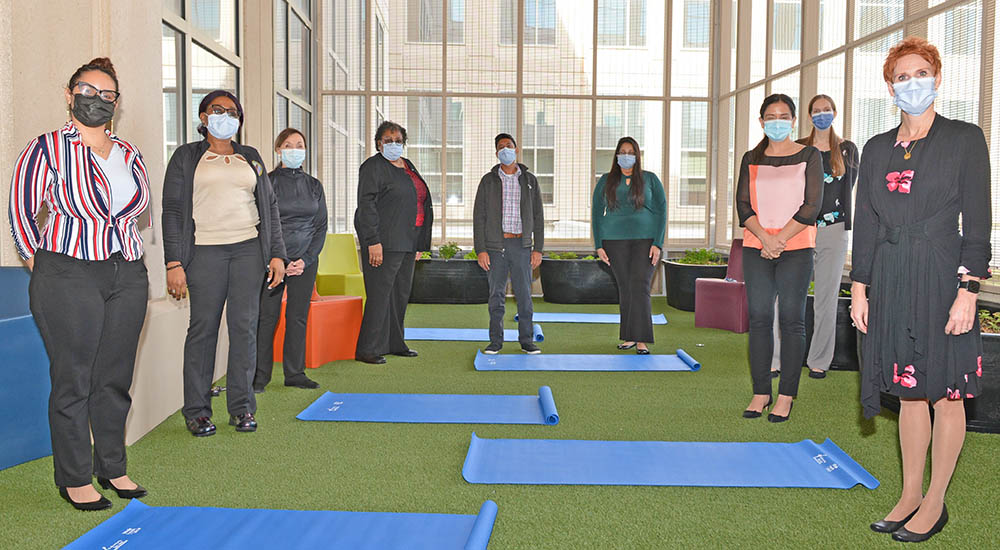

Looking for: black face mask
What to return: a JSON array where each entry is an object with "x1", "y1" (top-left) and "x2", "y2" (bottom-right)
[{"x1": 72, "y1": 94, "x2": 116, "y2": 128}]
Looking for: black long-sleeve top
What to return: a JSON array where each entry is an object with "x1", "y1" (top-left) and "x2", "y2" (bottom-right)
[
  {"x1": 269, "y1": 166, "x2": 327, "y2": 267},
  {"x1": 353, "y1": 154, "x2": 433, "y2": 253},
  {"x1": 796, "y1": 140, "x2": 859, "y2": 229}
]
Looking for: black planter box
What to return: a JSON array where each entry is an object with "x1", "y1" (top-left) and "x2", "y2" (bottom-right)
[
  {"x1": 539, "y1": 259, "x2": 618, "y2": 304},
  {"x1": 409, "y1": 259, "x2": 489, "y2": 304},
  {"x1": 663, "y1": 261, "x2": 728, "y2": 312},
  {"x1": 804, "y1": 295, "x2": 859, "y2": 371},
  {"x1": 863, "y1": 331, "x2": 1000, "y2": 434}
]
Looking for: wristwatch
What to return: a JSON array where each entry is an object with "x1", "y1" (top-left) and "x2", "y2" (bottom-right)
[{"x1": 958, "y1": 280, "x2": 981, "y2": 294}]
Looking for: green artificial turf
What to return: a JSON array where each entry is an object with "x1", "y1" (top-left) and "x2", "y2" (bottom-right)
[{"x1": 1, "y1": 297, "x2": 997, "y2": 548}]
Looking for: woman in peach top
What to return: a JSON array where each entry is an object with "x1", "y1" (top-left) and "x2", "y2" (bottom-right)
[{"x1": 735, "y1": 94, "x2": 823, "y2": 422}]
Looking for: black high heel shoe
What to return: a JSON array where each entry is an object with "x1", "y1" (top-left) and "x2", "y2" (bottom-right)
[
  {"x1": 870, "y1": 506, "x2": 920, "y2": 533},
  {"x1": 768, "y1": 400, "x2": 794, "y2": 423},
  {"x1": 892, "y1": 503, "x2": 948, "y2": 543},
  {"x1": 59, "y1": 486, "x2": 112, "y2": 511},
  {"x1": 742, "y1": 396, "x2": 772, "y2": 418},
  {"x1": 97, "y1": 477, "x2": 148, "y2": 499}
]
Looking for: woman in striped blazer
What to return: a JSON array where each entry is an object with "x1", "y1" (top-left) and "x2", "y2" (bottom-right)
[{"x1": 8, "y1": 58, "x2": 150, "y2": 511}]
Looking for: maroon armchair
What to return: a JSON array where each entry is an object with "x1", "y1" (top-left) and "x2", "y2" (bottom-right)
[{"x1": 694, "y1": 239, "x2": 749, "y2": 333}]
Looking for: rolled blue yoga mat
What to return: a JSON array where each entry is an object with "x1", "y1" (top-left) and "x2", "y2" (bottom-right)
[
  {"x1": 515, "y1": 312, "x2": 668, "y2": 325},
  {"x1": 297, "y1": 386, "x2": 559, "y2": 425},
  {"x1": 64, "y1": 499, "x2": 498, "y2": 550},
  {"x1": 462, "y1": 433, "x2": 879, "y2": 489},
  {"x1": 405, "y1": 324, "x2": 544, "y2": 342},
  {"x1": 474, "y1": 349, "x2": 700, "y2": 372}
]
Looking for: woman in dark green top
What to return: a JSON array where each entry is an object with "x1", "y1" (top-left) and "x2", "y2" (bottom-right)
[{"x1": 592, "y1": 137, "x2": 667, "y2": 353}]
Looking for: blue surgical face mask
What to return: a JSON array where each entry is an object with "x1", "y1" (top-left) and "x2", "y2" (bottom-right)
[
  {"x1": 617, "y1": 154, "x2": 636, "y2": 170},
  {"x1": 893, "y1": 76, "x2": 937, "y2": 116},
  {"x1": 280, "y1": 148, "x2": 306, "y2": 169},
  {"x1": 206, "y1": 113, "x2": 240, "y2": 140},
  {"x1": 811, "y1": 111, "x2": 835, "y2": 130},
  {"x1": 763, "y1": 119, "x2": 793, "y2": 142},
  {"x1": 381, "y1": 142, "x2": 404, "y2": 162},
  {"x1": 497, "y1": 147, "x2": 517, "y2": 166}
]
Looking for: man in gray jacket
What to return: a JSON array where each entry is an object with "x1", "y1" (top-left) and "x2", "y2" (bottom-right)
[{"x1": 473, "y1": 133, "x2": 544, "y2": 354}]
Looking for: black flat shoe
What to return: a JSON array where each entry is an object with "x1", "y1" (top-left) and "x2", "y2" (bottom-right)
[
  {"x1": 770, "y1": 370, "x2": 780, "y2": 379},
  {"x1": 356, "y1": 354, "x2": 386, "y2": 364},
  {"x1": 59, "y1": 487, "x2": 112, "y2": 511},
  {"x1": 210, "y1": 385, "x2": 225, "y2": 397},
  {"x1": 892, "y1": 504, "x2": 948, "y2": 543},
  {"x1": 636, "y1": 348, "x2": 650, "y2": 355},
  {"x1": 186, "y1": 416, "x2": 216, "y2": 437},
  {"x1": 871, "y1": 507, "x2": 920, "y2": 533},
  {"x1": 742, "y1": 396, "x2": 773, "y2": 419},
  {"x1": 617, "y1": 342, "x2": 637, "y2": 350},
  {"x1": 392, "y1": 349, "x2": 419, "y2": 357},
  {"x1": 808, "y1": 370, "x2": 827, "y2": 379},
  {"x1": 284, "y1": 377, "x2": 320, "y2": 389},
  {"x1": 97, "y1": 477, "x2": 148, "y2": 499},
  {"x1": 230, "y1": 412, "x2": 258, "y2": 432},
  {"x1": 768, "y1": 401, "x2": 794, "y2": 423}
]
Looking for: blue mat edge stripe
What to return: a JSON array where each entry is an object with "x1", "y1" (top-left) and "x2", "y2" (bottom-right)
[
  {"x1": 472, "y1": 349, "x2": 700, "y2": 372},
  {"x1": 65, "y1": 499, "x2": 498, "y2": 550},
  {"x1": 516, "y1": 313, "x2": 668, "y2": 325}
]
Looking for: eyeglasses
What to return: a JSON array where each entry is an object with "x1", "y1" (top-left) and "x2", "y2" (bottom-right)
[
  {"x1": 208, "y1": 104, "x2": 241, "y2": 118},
  {"x1": 75, "y1": 81, "x2": 120, "y2": 103},
  {"x1": 381, "y1": 138, "x2": 404, "y2": 145}
]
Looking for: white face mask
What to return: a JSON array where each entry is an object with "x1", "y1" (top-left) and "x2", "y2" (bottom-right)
[{"x1": 206, "y1": 113, "x2": 240, "y2": 140}]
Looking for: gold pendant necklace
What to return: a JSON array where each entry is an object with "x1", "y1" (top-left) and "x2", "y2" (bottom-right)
[{"x1": 903, "y1": 140, "x2": 918, "y2": 160}]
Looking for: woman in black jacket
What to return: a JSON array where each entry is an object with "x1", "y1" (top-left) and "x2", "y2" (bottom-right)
[
  {"x1": 162, "y1": 90, "x2": 286, "y2": 436},
  {"x1": 254, "y1": 128, "x2": 327, "y2": 391},
  {"x1": 353, "y1": 121, "x2": 433, "y2": 364}
]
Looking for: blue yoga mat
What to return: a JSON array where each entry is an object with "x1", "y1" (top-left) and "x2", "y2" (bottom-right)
[
  {"x1": 297, "y1": 386, "x2": 559, "y2": 425},
  {"x1": 462, "y1": 433, "x2": 879, "y2": 489},
  {"x1": 405, "y1": 324, "x2": 544, "y2": 342},
  {"x1": 64, "y1": 499, "x2": 497, "y2": 550},
  {"x1": 515, "y1": 312, "x2": 668, "y2": 325},
  {"x1": 473, "y1": 349, "x2": 700, "y2": 372}
]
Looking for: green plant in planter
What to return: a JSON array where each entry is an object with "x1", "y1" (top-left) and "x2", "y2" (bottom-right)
[
  {"x1": 806, "y1": 281, "x2": 851, "y2": 297},
  {"x1": 438, "y1": 242, "x2": 461, "y2": 259},
  {"x1": 581, "y1": 255, "x2": 597, "y2": 260},
  {"x1": 463, "y1": 251, "x2": 478, "y2": 260},
  {"x1": 419, "y1": 251, "x2": 432, "y2": 260},
  {"x1": 675, "y1": 248, "x2": 725, "y2": 265},
  {"x1": 547, "y1": 251, "x2": 580, "y2": 260},
  {"x1": 978, "y1": 309, "x2": 1000, "y2": 334}
]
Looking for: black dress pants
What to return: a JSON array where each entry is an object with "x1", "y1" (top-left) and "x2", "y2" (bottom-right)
[
  {"x1": 603, "y1": 238, "x2": 656, "y2": 343},
  {"x1": 29, "y1": 250, "x2": 148, "y2": 487},
  {"x1": 182, "y1": 239, "x2": 264, "y2": 420},
  {"x1": 743, "y1": 247, "x2": 813, "y2": 397},
  {"x1": 356, "y1": 249, "x2": 415, "y2": 358},
  {"x1": 255, "y1": 261, "x2": 319, "y2": 387}
]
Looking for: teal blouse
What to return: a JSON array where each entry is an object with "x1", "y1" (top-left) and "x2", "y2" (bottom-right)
[{"x1": 592, "y1": 171, "x2": 667, "y2": 249}]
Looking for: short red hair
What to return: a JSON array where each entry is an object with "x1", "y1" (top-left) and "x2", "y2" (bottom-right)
[{"x1": 883, "y1": 36, "x2": 942, "y2": 84}]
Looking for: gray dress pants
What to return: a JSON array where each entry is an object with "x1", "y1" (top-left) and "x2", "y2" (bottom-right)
[
  {"x1": 486, "y1": 239, "x2": 534, "y2": 346},
  {"x1": 771, "y1": 223, "x2": 849, "y2": 372}
]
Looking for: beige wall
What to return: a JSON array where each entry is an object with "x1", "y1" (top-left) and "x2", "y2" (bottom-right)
[{"x1": 0, "y1": 1, "x2": 277, "y2": 443}]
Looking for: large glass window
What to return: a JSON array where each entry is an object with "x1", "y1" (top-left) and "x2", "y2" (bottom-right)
[
  {"x1": 190, "y1": 0, "x2": 238, "y2": 52},
  {"x1": 276, "y1": 0, "x2": 314, "y2": 171},
  {"x1": 407, "y1": 0, "x2": 464, "y2": 43},
  {"x1": 598, "y1": 0, "x2": 645, "y2": 47},
  {"x1": 162, "y1": 24, "x2": 184, "y2": 161},
  {"x1": 683, "y1": 0, "x2": 709, "y2": 49}
]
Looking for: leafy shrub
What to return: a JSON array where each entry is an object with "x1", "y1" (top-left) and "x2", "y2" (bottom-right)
[
  {"x1": 463, "y1": 251, "x2": 478, "y2": 260},
  {"x1": 581, "y1": 255, "x2": 597, "y2": 260},
  {"x1": 547, "y1": 251, "x2": 579, "y2": 260},
  {"x1": 419, "y1": 251, "x2": 432, "y2": 260},
  {"x1": 674, "y1": 248, "x2": 725, "y2": 265},
  {"x1": 979, "y1": 309, "x2": 1000, "y2": 334},
  {"x1": 438, "y1": 242, "x2": 461, "y2": 259}
]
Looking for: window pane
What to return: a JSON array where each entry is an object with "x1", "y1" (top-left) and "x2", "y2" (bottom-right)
[
  {"x1": 598, "y1": 0, "x2": 626, "y2": 46},
  {"x1": 383, "y1": 0, "x2": 442, "y2": 91},
  {"x1": 405, "y1": 0, "x2": 463, "y2": 43},
  {"x1": 191, "y1": 42, "x2": 239, "y2": 129},
  {"x1": 543, "y1": 99, "x2": 592, "y2": 240},
  {"x1": 326, "y1": 95, "x2": 366, "y2": 233},
  {"x1": 524, "y1": 99, "x2": 558, "y2": 205},
  {"x1": 294, "y1": 0, "x2": 310, "y2": 15},
  {"x1": 819, "y1": 0, "x2": 846, "y2": 54},
  {"x1": 854, "y1": 0, "x2": 904, "y2": 42},
  {"x1": 850, "y1": 31, "x2": 902, "y2": 151},
  {"x1": 162, "y1": 24, "x2": 184, "y2": 160},
  {"x1": 770, "y1": 71, "x2": 800, "y2": 130},
  {"x1": 275, "y1": 94, "x2": 288, "y2": 140},
  {"x1": 525, "y1": 0, "x2": 556, "y2": 45},
  {"x1": 672, "y1": 0, "x2": 709, "y2": 96},
  {"x1": 447, "y1": 0, "x2": 516, "y2": 93},
  {"x1": 523, "y1": 0, "x2": 592, "y2": 94},
  {"x1": 596, "y1": 100, "x2": 662, "y2": 189},
  {"x1": 163, "y1": 0, "x2": 183, "y2": 16},
  {"x1": 749, "y1": 0, "x2": 767, "y2": 83},
  {"x1": 190, "y1": 0, "x2": 238, "y2": 52},
  {"x1": 772, "y1": 0, "x2": 801, "y2": 74},
  {"x1": 930, "y1": 2, "x2": 981, "y2": 124},
  {"x1": 275, "y1": 2, "x2": 287, "y2": 89},
  {"x1": 405, "y1": 96, "x2": 444, "y2": 205},
  {"x1": 289, "y1": 103, "x2": 312, "y2": 172},
  {"x1": 290, "y1": 11, "x2": 311, "y2": 100},
  {"x1": 599, "y1": 0, "x2": 663, "y2": 95},
  {"x1": 670, "y1": 101, "x2": 707, "y2": 239},
  {"x1": 325, "y1": 0, "x2": 365, "y2": 90}
]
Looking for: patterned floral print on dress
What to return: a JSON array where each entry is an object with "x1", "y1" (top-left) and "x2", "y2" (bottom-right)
[
  {"x1": 823, "y1": 172, "x2": 835, "y2": 184},
  {"x1": 893, "y1": 363, "x2": 918, "y2": 388},
  {"x1": 977, "y1": 356, "x2": 983, "y2": 377},
  {"x1": 947, "y1": 388, "x2": 962, "y2": 400},
  {"x1": 886, "y1": 170, "x2": 914, "y2": 194}
]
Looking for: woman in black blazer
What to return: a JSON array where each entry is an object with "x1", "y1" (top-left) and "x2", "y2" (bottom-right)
[{"x1": 353, "y1": 121, "x2": 433, "y2": 364}]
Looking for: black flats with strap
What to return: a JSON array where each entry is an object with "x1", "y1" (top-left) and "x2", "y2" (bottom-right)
[
  {"x1": 97, "y1": 477, "x2": 148, "y2": 499},
  {"x1": 59, "y1": 487, "x2": 112, "y2": 511}
]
